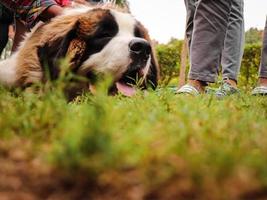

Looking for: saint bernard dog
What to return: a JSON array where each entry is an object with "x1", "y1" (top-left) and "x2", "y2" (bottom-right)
[{"x1": 0, "y1": 3, "x2": 159, "y2": 97}]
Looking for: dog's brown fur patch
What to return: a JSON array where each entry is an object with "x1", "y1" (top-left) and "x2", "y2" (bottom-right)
[{"x1": 15, "y1": 8, "x2": 111, "y2": 86}]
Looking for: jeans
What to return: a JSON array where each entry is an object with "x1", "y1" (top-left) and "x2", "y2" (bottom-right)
[{"x1": 184, "y1": 0, "x2": 244, "y2": 83}]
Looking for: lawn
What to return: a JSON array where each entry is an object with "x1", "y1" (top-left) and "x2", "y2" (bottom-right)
[{"x1": 0, "y1": 85, "x2": 267, "y2": 200}]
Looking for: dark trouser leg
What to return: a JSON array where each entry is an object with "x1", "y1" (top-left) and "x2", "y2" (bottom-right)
[
  {"x1": 259, "y1": 17, "x2": 267, "y2": 78},
  {"x1": 221, "y1": 0, "x2": 244, "y2": 82},
  {"x1": 189, "y1": 0, "x2": 232, "y2": 83},
  {"x1": 0, "y1": 23, "x2": 9, "y2": 55},
  {"x1": 12, "y1": 19, "x2": 27, "y2": 52}
]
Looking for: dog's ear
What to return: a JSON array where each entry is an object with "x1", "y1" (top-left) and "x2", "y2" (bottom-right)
[
  {"x1": 38, "y1": 9, "x2": 108, "y2": 81},
  {"x1": 37, "y1": 27, "x2": 80, "y2": 81},
  {"x1": 76, "y1": 9, "x2": 108, "y2": 39},
  {"x1": 147, "y1": 50, "x2": 160, "y2": 89}
]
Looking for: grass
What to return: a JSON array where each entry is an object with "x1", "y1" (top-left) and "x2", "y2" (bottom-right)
[{"x1": 0, "y1": 84, "x2": 267, "y2": 199}]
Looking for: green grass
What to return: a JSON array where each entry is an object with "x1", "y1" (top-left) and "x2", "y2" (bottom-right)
[{"x1": 0, "y1": 85, "x2": 267, "y2": 199}]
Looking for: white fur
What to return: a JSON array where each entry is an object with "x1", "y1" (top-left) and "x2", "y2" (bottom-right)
[
  {"x1": 0, "y1": 29, "x2": 35, "y2": 87},
  {"x1": 79, "y1": 10, "x2": 139, "y2": 80},
  {"x1": 142, "y1": 55, "x2": 151, "y2": 78},
  {"x1": 0, "y1": 54, "x2": 18, "y2": 86}
]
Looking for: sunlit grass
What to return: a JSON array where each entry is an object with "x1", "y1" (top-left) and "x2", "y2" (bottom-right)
[{"x1": 0, "y1": 84, "x2": 267, "y2": 198}]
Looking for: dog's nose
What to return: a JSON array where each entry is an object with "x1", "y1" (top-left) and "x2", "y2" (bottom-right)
[{"x1": 129, "y1": 38, "x2": 151, "y2": 57}]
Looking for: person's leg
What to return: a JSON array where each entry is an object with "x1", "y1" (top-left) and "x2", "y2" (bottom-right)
[
  {"x1": 221, "y1": 0, "x2": 244, "y2": 87},
  {"x1": 12, "y1": 19, "x2": 27, "y2": 52},
  {"x1": 213, "y1": 0, "x2": 244, "y2": 98},
  {"x1": 258, "y1": 17, "x2": 267, "y2": 86},
  {"x1": 0, "y1": 23, "x2": 9, "y2": 55},
  {"x1": 176, "y1": 0, "x2": 199, "y2": 95},
  {"x1": 251, "y1": 17, "x2": 267, "y2": 95},
  {"x1": 12, "y1": 2, "x2": 63, "y2": 52},
  {"x1": 184, "y1": 0, "x2": 197, "y2": 50},
  {"x1": 39, "y1": 4, "x2": 63, "y2": 22},
  {"x1": 187, "y1": 0, "x2": 233, "y2": 92}
]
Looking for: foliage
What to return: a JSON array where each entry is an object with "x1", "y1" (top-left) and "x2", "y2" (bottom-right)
[
  {"x1": 156, "y1": 39, "x2": 183, "y2": 85},
  {"x1": 245, "y1": 28, "x2": 263, "y2": 45},
  {"x1": 0, "y1": 85, "x2": 267, "y2": 198},
  {"x1": 0, "y1": 15, "x2": 266, "y2": 197},
  {"x1": 113, "y1": 0, "x2": 128, "y2": 6},
  {"x1": 239, "y1": 43, "x2": 261, "y2": 89}
]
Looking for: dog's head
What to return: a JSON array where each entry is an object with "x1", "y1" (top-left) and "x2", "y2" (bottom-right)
[{"x1": 38, "y1": 5, "x2": 159, "y2": 96}]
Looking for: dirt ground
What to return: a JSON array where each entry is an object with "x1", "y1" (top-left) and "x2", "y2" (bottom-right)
[
  {"x1": 0, "y1": 141, "x2": 197, "y2": 200},
  {"x1": 1, "y1": 140, "x2": 267, "y2": 200}
]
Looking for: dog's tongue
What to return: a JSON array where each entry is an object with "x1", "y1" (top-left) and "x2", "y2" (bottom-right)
[{"x1": 116, "y1": 82, "x2": 136, "y2": 97}]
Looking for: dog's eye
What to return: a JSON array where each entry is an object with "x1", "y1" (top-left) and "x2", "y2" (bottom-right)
[{"x1": 134, "y1": 27, "x2": 144, "y2": 38}]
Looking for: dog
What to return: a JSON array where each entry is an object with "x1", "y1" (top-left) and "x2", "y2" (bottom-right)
[{"x1": 0, "y1": 3, "x2": 159, "y2": 96}]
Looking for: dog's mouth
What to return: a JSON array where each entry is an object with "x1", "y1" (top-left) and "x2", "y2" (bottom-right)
[
  {"x1": 114, "y1": 70, "x2": 143, "y2": 97},
  {"x1": 88, "y1": 56, "x2": 151, "y2": 97},
  {"x1": 110, "y1": 69, "x2": 143, "y2": 97},
  {"x1": 88, "y1": 70, "x2": 142, "y2": 97},
  {"x1": 113, "y1": 56, "x2": 151, "y2": 97},
  {"x1": 115, "y1": 81, "x2": 136, "y2": 97}
]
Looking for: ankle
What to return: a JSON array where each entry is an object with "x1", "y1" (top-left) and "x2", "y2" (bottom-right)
[
  {"x1": 188, "y1": 79, "x2": 206, "y2": 93},
  {"x1": 224, "y1": 78, "x2": 237, "y2": 88},
  {"x1": 259, "y1": 77, "x2": 267, "y2": 86}
]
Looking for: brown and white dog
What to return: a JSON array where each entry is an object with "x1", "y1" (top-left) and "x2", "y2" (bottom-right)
[{"x1": 0, "y1": 4, "x2": 159, "y2": 96}]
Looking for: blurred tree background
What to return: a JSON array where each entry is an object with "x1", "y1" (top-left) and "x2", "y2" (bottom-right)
[
  {"x1": 113, "y1": 0, "x2": 128, "y2": 6},
  {"x1": 245, "y1": 28, "x2": 263, "y2": 45},
  {"x1": 156, "y1": 39, "x2": 183, "y2": 85}
]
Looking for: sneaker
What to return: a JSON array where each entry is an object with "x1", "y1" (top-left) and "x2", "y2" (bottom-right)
[
  {"x1": 251, "y1": 86, "x2": 267, "y2": 96},
  {"x1": 215, "y1": 82, "x2": 239, "y2": 99},
  {"x1": 176, "y1": 84, "x2": 200, "y2": 96}
]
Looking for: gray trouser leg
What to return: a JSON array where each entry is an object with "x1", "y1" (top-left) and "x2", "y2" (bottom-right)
[
  {"x1": 184, "y1": 0, "x2": 244, "y2": 82},
  {"x1": 259, "y1": 17, "x2": 267, "y2": 78},
  {"x1": 184, "y1": 0, "x2": 197, "y2": 49},
  {"x1": 221, "y1": 0, "x2": 244, "y2": 82},
  {"x1": 189, "y1": 0, "x2": 232, "y2": 83}
]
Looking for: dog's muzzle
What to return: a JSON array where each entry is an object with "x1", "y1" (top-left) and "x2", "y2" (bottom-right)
[
  {"x1": 129, "y1": 38, "x2": 152, "y2": 60},
  {"x1": 112, "y1": 39, "x2": 152, "y2": 97}
]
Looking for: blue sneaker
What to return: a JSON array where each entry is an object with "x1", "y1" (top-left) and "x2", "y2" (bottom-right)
[{"x1": 215, "y1": 82, "x2": 239, "y2": 99}]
